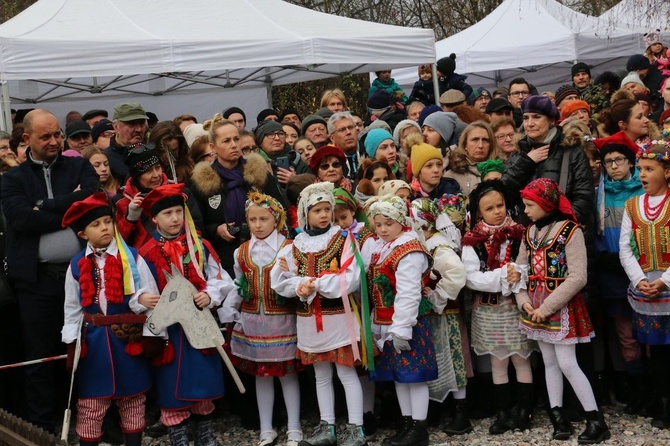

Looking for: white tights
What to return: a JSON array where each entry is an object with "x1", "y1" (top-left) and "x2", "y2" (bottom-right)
[
  {"x1": 395, "y1": 381, "x2": 430, "y2": 420},
  {"x1": 538, "y1": 341, "x2": 597, "y2": 411},
  {"x1": 491, "y1": 354, "x2": 533, "y2": 385},
  {"x1": 359, "y1": 375, "x2": 375, "y2": 413},
  {"x1": 313, "y1": 362, "x2": 364, "y2": 425},
  {"x1": 256, "y1": 375, "x2": 301, "y2": 441}
]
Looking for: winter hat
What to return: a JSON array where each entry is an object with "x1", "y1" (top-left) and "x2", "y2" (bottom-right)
[
  {"x1": 598, "y1": 143, "x2": 636, "y2": 166},
  {"x1": 280, "y1": 108, "x2": 302, "y2": 123},
  {"x1": 627, "y1": 54, "x2": 651, "y2": 72},
  {"x1": 62, "y1": 191, "x2": 113, "y2": 233},
  {"x1": 410, "y1": 142, "x2": 442, "y2": 177},
  {"x1": 423, "y1": 111, "x2": 458, "y2": 145},
  {"x1": 439, "y1": 89, "x2": 466, "y2": 106},
  {"x1": 393, "y1": 119, "x2": 421, "y2": 146},
  {"x1": 621, "y1": 72, "x2": 646, "y2": 91},
  {"x1": 124, "y1": 143, "x2": 161, "y2": 179},
  {"x1": 256, "y1": 109, "x2": 279, "y2": 122},
  {"x1": 308, "y1": 145, "x2": 346, "y2": 174},
  {"x1": 183, "y1": 123, "x2": 208, "y2": 148},
  {"x1": 436, "y1": 53, "x2": 457, "y2": 76},
  {"x1": 521, "y1": 95, "x2": 560, "y2": 120},
  {"x1": 554, "y1": 84, "x2": 581, "y2": 106},
  {"x1": 560, "y1": 100, "x2": 591, "y2": 121},
  {"x1": 253, "y1": 119, "x2": 284, "y2": 144},
  {"x1": 222, "y1": 107, "x2": 246, "y2": 122},
  {"x1": 367, "y1": 90, "x2": 393, "y2": 110},
  {"x1": 594, "y1": 131, "x2": 639, "y2": 157},
  {"x1": 377, "y1": 179, "x2": 411, "y2": 198},
  {"x1": 485, "y1": 98, "x2": 513, "y2": 114},
  {"x1": 468, "y1": 87, "x2": 491, "y2": 105},
  {"x1": 301, "y1": 114, "x2": 328, "y2": 135},
  {"x1": 141, "y1": 183, "x2": 186, "y2": 217},
  {"x1": 418, "y1": 105, "x2": 441, "y2": 127},
  {"x1": 364, "y1": 128, "x2": 394, "y2": 159},
  {"x1": 315, "y1": 107, "x2": 334, "y2": 120},
  {"x1": 571, "y1": 62, "x2": 591, "y2": 78},
  {"x1": 297, "y1": 182, "x2": 335, "y2": 229},
  {"x1": 644, "y1": 29, "x2": 663, "y2": 49},
  {"x1": 520, "y1": 178, "x2": 577, "y2": 222},
  {"x1": 91, "y1": 119, "x2": 114, "y2": 143}
]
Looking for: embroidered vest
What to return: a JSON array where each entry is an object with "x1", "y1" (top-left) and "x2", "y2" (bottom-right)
[
  {"x1": 237, "y1": 239, "x2": 295, "y2": 315},
  {"x1": 369, "y1": 239, "x2": 431, "y2": 325},
  {"x1": 625, "y1": 197, "x2": 670, "y2": 272},
  {"x1": 474, "y1": 239, "x2": 521, "y2": 306},
  {"x1": 355, "y1": 227, "x2": 374, "y2": 248},
  {"x1": 294, "y1": 232, "x2": 347, "y2": 317},
  {"x1": 524, "y1": 221, "x2": 577, "y2": 293}
]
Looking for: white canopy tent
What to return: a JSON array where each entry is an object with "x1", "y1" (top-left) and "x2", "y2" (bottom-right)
[
  {"x1": 0, "y1": 0, "x2": 436, "y2": 130},
  {"x1": 392, "y1": 0, "x2": 643, "y2": 94},
  {"x1": 595, "y1": 0, "x2": 670, "y2": 33}
]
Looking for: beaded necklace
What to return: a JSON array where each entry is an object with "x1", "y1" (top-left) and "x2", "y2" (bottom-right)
[
  {"x1": 529, "y1": 221, "x2": 558, "y2": 250},
  {"x1": 643, "y1": 189, "x2": 670, "y2": 221}
]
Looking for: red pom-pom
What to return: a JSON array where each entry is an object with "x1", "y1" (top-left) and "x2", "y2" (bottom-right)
[
  {"x1": 152, "y1": 340, "x2": 175, "y2": 366},
  {"x1": 78, "y1": 257, "x2": 95, "y2": 307},
  {"x1": 201, "y1": 347, "x2": 217, "y2": 355},
  {"x1": 125, "y1": 342, "x2": 144, "y2": 356},
  {"x1": 104, "y1": 255, "x2": 124, "y2": 304},
  {"x1": 79, "y1": 341, "x2": 88, "y2": 360}
]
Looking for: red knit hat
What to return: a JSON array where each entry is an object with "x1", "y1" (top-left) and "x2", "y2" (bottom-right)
[
  {"x1": 140, "y1": 183, "x2": 186, "y2": 217},
  {"x1": 594, "y1": 131, "x2": 639, "y2": 155},
  {"x1": 62, "y1": 192, "x2": 113, "y2": 232},
  {"x1": 560, "y1": 100, "x2": 591, "y2": 121},
  {"x1": 309, "y1": 145, "x2": 346, "y2": 174}
]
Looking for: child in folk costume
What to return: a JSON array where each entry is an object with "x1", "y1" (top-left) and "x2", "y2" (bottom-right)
[
  {"x1": 218, "y1": 192, "x2": 303, "y2": 446},
  {"x1": 461, "y1": 180, "x2": 535, "y2": 435},
  {"x1": 619, "y1": 141, "x2": 670, "y2": 429},
  {"x1": 362, "y1": 196, "x2": 436, "y2": 446},
  {"x1": 516, "y1": 178, "x2": 610, "y2": 444},
  {"x1": 408, "y1": 198, "x2": 467, "y2": 418},
  {"x1": 270, "y1": 182, "x2": 367, "y2": 446},
  {"x1": 138, "y1": 183, "x2": 235, "y2": 446},
  {"x1": 61, "y1": 192, "x2": 159, "y2": 446}
]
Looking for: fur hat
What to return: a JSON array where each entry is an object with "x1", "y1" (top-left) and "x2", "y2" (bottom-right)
[
  {"x1": 560, "y1": 100, "x2": 591, "y2": 121},
  {"x1": 521, "y1": 95, "x2": 560, "y2": 121},
  {"x1": 410, "y1": 142, "x2": 442, "y2": 177},
  {"x1": 436, "y1": 53, "x2": 457, "y2": 76},
  {"x1": 627, "y1": 54, "x2": 651, "y2": 72},
  {"x1": 571, "y1": 62, "x2": 591, "y2": 78},
  {"x1": 554, "y1": 85, "x2": 580, "y2": 106}
]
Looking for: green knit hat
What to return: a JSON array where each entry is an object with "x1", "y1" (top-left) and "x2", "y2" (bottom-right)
[{"x1": 476, "y1": 159, "x2": 504, "y2": 180}]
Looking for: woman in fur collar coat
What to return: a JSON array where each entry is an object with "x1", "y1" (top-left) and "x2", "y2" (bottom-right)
[{"x1": 190, "y1": 117, "x2": 286, "y2": 277}]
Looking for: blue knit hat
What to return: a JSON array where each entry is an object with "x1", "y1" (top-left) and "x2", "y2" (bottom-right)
[
  {"x1": 418, "y1": 104, "x2": 441, "y2": 127},
  {"x1": 365, "y1": 128, "x2": 394, "y2": 158}
]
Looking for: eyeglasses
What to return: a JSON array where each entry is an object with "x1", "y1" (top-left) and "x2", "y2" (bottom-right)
[
  {"x1": 319, "y1": 161, "x2": 342, "y2": 170},
  {"x1": 101, "y1": 131, "x2": 115, "y2": 138},
  {"x1": 198, "y1": 152, "x2": 216, "y2": 162},
  {"x1": 264, "y1": 131, "x2": 286, "y2": 139},
  {"x1": 603, "y1": 156, "x2": 628, "y2": 167},
  {"x1": 334, "y1": 125, "x2": 356, "y2": 135},
  {"x1": 509, "y1": 91, "x2": 530, "y2": 97},
  {"x1": 241, "y1": 145, "x2": 258, "y2": 155},
  {"x1": 496, "y1": 133, "x2": 516, "y2": 141}
]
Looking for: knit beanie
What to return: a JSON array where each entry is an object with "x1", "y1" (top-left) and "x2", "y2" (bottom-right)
[
  {"x1": 468, "y1": 87, "x2": 491, "y2": 106},
  {"x1": 91, "y1": 119, "x2": 114, "y2": 143},
  {"x1": 183, "y1": 123, "x2": 208, "y2": 148},
  {"x1": 436, "y1": 53, "x2": 457, "y2": 76},
  {"x1": 560, "y1": 100, "x2": 591, "y2": 121},
  {"x1": 627, "y1": 54, "x2": 651, "y2": 72},
  {"x1": 571, "y1": 62, "x2": 591, "y2": 78},
  {"x1": 621, "y1": 72, "x2": 646, "y2": 90},
  {"x1": 521, "y1": 95, "x2": 560, "y2": 120},
  {"x1": 124, "y1": 143, "x2": 161, "y2": 179},
  {"x1": 364, "y1": 128, "x2": 394, "y2": 159},
  {"x1": 418, "y1": 105, "x2": 441, "y2": 127},
  {"x1": 393, "y1": 119, "x2": 421, "y2": 146},
  {"x1": 315, "y1": 107, "x2": 334, "y2": 120},
  {"x1": 301, "y1": 114, "x2": 328, "y2": 135},
  {"x1": 367, "y1": 90, "x2": 392, "y2": 110},
  {"x1": 410, "y1": 143, "x2": 442, "y2": 177},
  {"x1": 423, "y1": 112, "x2": 458, "y2": 145},
  {"x1": 253, "y1": 119, "x2": 283, "y2": 143},
  {"x1": 280, "y1": 108, "x2": 302, "y2": 123},
  {"x1": 256, "y1": 109, "x2": 279, "y2": 122},
  {"x1": 554, "y1": 84, "x2": 580, "y2": 106},
  {"x1": 222, "y1": 106, "x2": 246, "y2": 122},
  {"x1": 644, "y1": 30, "x2": 663, "y2": 49}
]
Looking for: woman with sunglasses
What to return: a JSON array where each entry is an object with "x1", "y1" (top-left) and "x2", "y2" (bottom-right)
[
  {"x1": 148, "y1": 121, "x2": 194, "y2": 184},
  {"x1": 308, "y1": 145, "x2": 353, "y2": 193}
]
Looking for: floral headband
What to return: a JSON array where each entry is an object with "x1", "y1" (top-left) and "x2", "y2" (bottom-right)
[
  {"x1": 245, "y1": 191, "x2": 287, "y2": 232},
  {"x1": 637, "y1": 140, "x2": 670, "y2": 163}
]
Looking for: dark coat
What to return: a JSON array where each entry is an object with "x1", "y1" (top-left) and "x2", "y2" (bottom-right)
[
  {"x1": 428, "y1": 177, "x2": 461, "y2": 199},
  {"x1": 105, "y1": 138, "x2": 129, "y2": 186},
  {"x1": 409, "y1": 79, "x2": 435, "y2": 106},
  {"x1": 438, "y1": 73, "x2": 473, "y2": 98},
  {"x1": 1, "y1": 152, "x2": 100, "y2": 282}
]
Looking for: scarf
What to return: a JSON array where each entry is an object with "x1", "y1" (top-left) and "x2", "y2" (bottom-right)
[
  {"x1": 597, "y1": 170, "x2": 643, "y2": 234},
  {"x1": 520, "y1": 177, "x2": 577, "y2": 223},
  {"x1": 213, "y1": 159, "x2": 247, "y2": 228},
  {"x1": 462, "y1": 217, "x2": 525, "y2": 270}
]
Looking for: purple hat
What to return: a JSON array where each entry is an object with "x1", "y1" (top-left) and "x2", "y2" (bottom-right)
[
  {"x1": 367, "y1": 90, "x2": 393, "y2": 110},
  {"x1": 417, "y1": 104, "x2": 441, "y2": 127},
  {"x1": 521, "y1": 95, "x2": 560, "y2": 121}
]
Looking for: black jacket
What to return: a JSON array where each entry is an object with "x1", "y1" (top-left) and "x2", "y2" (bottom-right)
[
  {"x1": 105, "y1": 137, "x2": 130, "y2": 186},
  {"x1": 1, "y1": 152, "x2": 100, "y2": 282},
  {"x1": 409, "y1": 79, "x2": 435, "y2": 106},
  {"x1": 428, "y1": 177, "x2": 461, "y2": 199}
]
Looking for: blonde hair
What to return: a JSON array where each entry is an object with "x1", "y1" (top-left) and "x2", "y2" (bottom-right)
[
  {"x1": 450, "y1": 121, "x2": 500, "y2": 174},
  {"x1": 81, "y1": 145, "x2": 120, "y2": 193},
  {"x1": 320, "y1": 89, "x2": 349, "y2": 110},
  {"x1": 204, "y1": 114, "x2": 237, "y2": 144}
]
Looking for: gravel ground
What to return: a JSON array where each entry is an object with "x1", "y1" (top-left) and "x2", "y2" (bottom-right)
[{"x1": 108, "y1": 403, "x2": 670, "y2": 446}]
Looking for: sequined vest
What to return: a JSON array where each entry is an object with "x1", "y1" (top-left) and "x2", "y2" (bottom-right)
[
  {"x1": 294, "y1": 231, "x2": 347, "y2": 317},
  {"x1": 369, "y1": 239, "x2": 431, "y2": 325},
  {"x1": 237, "y1": 239, "x2": 295, "y2": 315},
  {"x1": 625, "y1": 197, "x2": 670, "y2": 272},
  {"x1": 524, "y1": 220, "x2": 577, "y2": 293},
  {"x1": 474, "y1": 240, "x2": 521, "y2": 306}
]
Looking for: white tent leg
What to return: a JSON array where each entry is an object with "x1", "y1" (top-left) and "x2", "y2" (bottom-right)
[
  {"x1": 0, "y1": 82, "x2": 11, "y2": 132},
  {"x1": 432, "y1": 64, "x2": 440, "y2": 105}
]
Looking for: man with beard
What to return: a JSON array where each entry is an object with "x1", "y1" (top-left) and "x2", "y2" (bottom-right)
[{"x1": 105, "y1": 103, "x2": 148, "y2": 185}]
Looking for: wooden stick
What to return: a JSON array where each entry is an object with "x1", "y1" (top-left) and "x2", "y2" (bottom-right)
[
  {"x1": 0, "y1": 354, "x2": 67, "y2": 371},
  {"x1": 214, "y1": 341, "x2": 245, "y2": 394}
]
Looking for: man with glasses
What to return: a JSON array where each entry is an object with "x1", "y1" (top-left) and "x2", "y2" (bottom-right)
[
  {"x1": 507, "y1": 78, "x2": 531, "y2": 128},
  {"x1": 106, "y1": 102, "x2": 149, "y2": 185},
  {"x1": 328, "y1": 112, "x2": 359, "y2": 180},
  {"x1": 92, "y1": 119, "x2": 116, "y2": 149}
]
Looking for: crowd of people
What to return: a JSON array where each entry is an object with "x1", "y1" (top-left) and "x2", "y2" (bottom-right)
[{"x1": 0, "y1": 29, "x2": 669, "y2": 446}]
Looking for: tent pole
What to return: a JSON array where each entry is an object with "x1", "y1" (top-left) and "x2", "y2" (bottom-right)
[
  {"x1": 0, "y1": 82, "x2": 11, "y2": 132},
  {"x1": 431, "y1": 64, "x2": 440, "y2": 105},
  {"x1": 264, "y1": 69, "x2": 273, "y2": 111}
]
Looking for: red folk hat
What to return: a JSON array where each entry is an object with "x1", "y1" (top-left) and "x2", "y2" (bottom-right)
[
  {"x1": 593, "y1": 131, "x2": 639, "y2": 155},
  {"x1": 140, "y1": 183, "x2": 186, "y2": 217},
  {"x1": 62, "y1": 191, "x2": 113, "y2": 232},
  {"x1": 308, "y1": 145, "x2": 346, "y2": 175}
]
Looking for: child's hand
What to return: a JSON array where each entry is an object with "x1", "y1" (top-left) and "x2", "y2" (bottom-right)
[
  {"x1": 139, "y1": 293, "x2": 160, "y2": 309},
  {"x1": 278, "y1": 257, "x2": 289, "y2": 272},
  {"x1": 647, "y1": 279, "x2": 667, "y2": 299},
  {"x1": 422, "y1": 287, "x2": 432, "y2": 297},
  {"x1": 193, "y1": 291, "x2": 211, "y2": 309},
  {"x1": 297, "y1": 278, "x2": 316, "y2": 297},
  {"x1": 522, "y1": 302, "x2": 534, "y2": 316},
  {"x1": 531, "y1": 307, "x2": 547, "y2": 323},
  {"x1": 637, "y1": 279, "x2": 654, "y2": 298},
  {"x1": 507, "y1": 264, "x2": 521, "y2": 284}
]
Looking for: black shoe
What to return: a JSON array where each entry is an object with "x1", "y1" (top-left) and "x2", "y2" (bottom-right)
[
  {"x1": 123, "y1": 432, "x2": 142, "y2": 446},
  {"x1": 612, "y1": 371, "x2": 630, "y2": 405},
  {"x1": 578, "y1": 410, "x2": 611, "y2": 444},
  {"x1": 390, "y1": 419, "x2": 428, "y2": 446},
  {"x1": 489, "y1": 383, "x2": 512, "y2": 435},
  {"x1": 624, "y1": 373, "x2": 649, "y2": 415},
  {"x1": 594, "y1": 374, "x2": 612, "y2": 406},
  {"x1": 382, "y1": 416, "x2": 411, "y2": 445},
  {"x1": 468, "y1": 373, "x2": 495, "y2": 419},
  {"x1": 145, "y1": 418, "x2": 168, "y2": 438},
  {"x1": 79, "y1": 441, "x2": 99, "y2": 446},
  {"x1": 548, "y1": 406, "x2": 574, "y2": 441},
  {"x1": 509, "y1": 382, "x2": 534, "y2": 431},
  {"x1": 363, "y1": 411, "x2": 378, "y2": 438},
  {"x1": 444, "y1": 400, "x2": 472, "y2": 435},
  {"x1": 652, "y1": 397, "x2": 670, "y2": 429},
  {"x1": 193, "y1": 413, "x2": 216, "y2": 446},
  {"x1": 167, "y1": 420, "x2": 190, "y2": 446}
]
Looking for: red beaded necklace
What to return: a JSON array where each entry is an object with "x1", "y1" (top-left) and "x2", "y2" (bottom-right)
[{"x1": 643, "y1": 189, "x2": 670, "y2": 221}]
